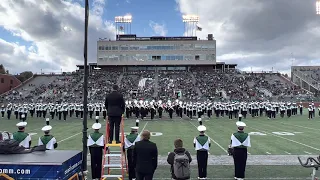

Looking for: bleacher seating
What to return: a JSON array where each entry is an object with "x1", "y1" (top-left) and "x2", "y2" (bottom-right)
[{"x1": 0, "y1": 68, "x2": 312, "y2": 103}]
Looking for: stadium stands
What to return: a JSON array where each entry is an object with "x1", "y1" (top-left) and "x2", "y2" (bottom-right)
[{"x1": 0, "y1": 69, "x2": 313, "y2": 103}]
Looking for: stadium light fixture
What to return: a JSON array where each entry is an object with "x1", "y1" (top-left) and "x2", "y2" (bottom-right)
[
  {"x1": 115, "y1": 15, "x2": 132, "y2": 23},
  {"x1": 317, "y1": 0, "x2": 320, "y2": 15},
  {"x1": 182, "y1": 15, "x2": 199, "y2": 22}
]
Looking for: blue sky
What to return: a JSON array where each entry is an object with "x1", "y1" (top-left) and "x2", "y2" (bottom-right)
[
  {"x1": 101, "y1": 0, "x2": 185, "y2": 36},
  {"x1": 0, "y1": 0, "x2": 320, "y2": 74}
]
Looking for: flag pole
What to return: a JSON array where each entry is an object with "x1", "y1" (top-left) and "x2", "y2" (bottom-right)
[{"x1": 82, "y1": 0, "x2": 89, "y2": 176}]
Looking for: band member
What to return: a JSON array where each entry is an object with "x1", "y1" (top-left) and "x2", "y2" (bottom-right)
[
  {"x1": 231, "y1": 121, "x2": 251, "y2": 180},
  {"x1": 38, "y1": 118, "x2": 58, "y2": 150},
  {"x1": 6, "y1": 103, "x2": 12, "y2": 119},
  {"x1": 150, "y1": 102, "x2": 156, "y2": 120},
  {"x1": 13, "y1": 118, "x2": 31, "y2": 148},
  {"x1": 299, "y1": 103, "x2": 303, "y2": 115},
  {"x1": 87, "y1": 116, "x2": 104, "y2": 180},
  {"x1": 308, "y1": 105, "x2": 313, "y2": 119},
  {"x1": 158, "y1": 100, "x2": 163, "y2": 119},
  {"x1": 1, "y1": 105, "x2": 5, "y2": 118},
  {"x1": 194, "y1": 118, "x2": 210, "y2": 180},
  {"x1": 124, "y1": 120, "x2": 140, "y2": 180}
]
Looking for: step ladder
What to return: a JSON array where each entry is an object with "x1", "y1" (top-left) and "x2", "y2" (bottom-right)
[{"x1": 101, "y1": 116, "x2": 127, "y2": 180}]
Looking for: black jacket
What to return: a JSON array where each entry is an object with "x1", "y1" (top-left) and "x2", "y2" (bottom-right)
[
  {"x1": 167, "y1": 147, "x2": 192, "y2": 179},
  {"x1": 133, "y1": 139, "x2": 158, "y2": 174},
  {"x1": 105, "y1": 91, "x2": 125, "y2": 116}
]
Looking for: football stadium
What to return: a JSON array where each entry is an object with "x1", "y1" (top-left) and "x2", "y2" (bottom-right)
[{"x1": 1, "y1": 1, "x2": 320, "y2": 180}]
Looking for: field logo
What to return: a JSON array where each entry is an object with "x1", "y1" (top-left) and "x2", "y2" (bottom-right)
[
  {"x1": 272, "y1": 132, "x2": 295, "y2": 136},
  {"x1": 249, "y1": 132, "x2": 266, "y2": 136}
]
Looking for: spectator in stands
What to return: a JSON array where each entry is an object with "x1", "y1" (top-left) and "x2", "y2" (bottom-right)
[
  {"x1": 133, "y1": 130, "x2": 158, "y2": 180},
  {"x1": 167, "y1": 138, "x2": 192, "y2": 180},
  {"x1": 105, "y1": 84, "x2": 125, "y2": 144}
]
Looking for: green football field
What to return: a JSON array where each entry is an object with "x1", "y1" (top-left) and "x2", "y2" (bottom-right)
[{"x1": 1, "y1": 112, "x2": 320, "y2": 179}]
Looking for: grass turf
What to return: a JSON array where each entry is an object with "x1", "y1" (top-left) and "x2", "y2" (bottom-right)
[
  {"x1": 1, "y1": 112, "x2": 320, "y2": 179},
  {"x1": 2, "y1": 112, "x2": 320, "y2": 155}
]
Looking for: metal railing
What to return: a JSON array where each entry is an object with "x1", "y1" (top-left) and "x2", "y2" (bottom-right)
[{"x1": 293, "y1": 70, "x2": 319, "y2": 90}]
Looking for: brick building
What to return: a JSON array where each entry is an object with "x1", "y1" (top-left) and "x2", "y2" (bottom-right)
[{"x1": 0, "y1": 74, "x2": 21, "y2": 94}]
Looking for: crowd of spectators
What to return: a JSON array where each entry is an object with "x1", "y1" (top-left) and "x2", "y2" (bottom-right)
[
  {"x1": 120, "y1": 71, "x2": 155, "y2": 100},
  {"x1": 158, "y1": 71, "x2": 197, "y2": 100},
  {"x1": 0, "y1": 68, "x2": 313, "y2": 104}
]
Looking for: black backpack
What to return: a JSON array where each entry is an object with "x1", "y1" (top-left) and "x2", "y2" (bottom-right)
[{"x1": 0, "y1": 139, "x2": 46, "y2": 154}]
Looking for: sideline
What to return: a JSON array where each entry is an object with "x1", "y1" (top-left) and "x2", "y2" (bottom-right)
[{"x1": 58, "y1": 121, "x2": 148, "y2": 144}]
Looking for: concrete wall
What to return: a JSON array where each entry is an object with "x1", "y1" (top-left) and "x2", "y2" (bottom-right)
[{"x1": 0, "y1": 74, "x2": 21, "y2": 94}]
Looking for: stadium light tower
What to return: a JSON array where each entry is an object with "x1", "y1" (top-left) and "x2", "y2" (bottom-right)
[
  {"x1": 115, "y1": 15, "x2": 132, "y2": 38},
  {"x1": 317, "y1": 0, "x2": 320, "y2": 14},
  {"x1": 182, "y1": 15, "x2": 199, "y2": 36}
]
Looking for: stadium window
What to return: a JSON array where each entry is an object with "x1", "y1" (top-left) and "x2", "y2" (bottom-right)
[
  {"x1": 152, "y1": 56, "x2": 157, "y2": 60},
  {"x1": 195, "y1": 55, "x2": 200, "y2": 60},
  {"x1": 1, "y1": 78, "x2": 4, "y2": 83},
  {"x1": 121, "y1": 46, "x2": 129, "y2": 50},
  {"x1": 195, "y1": 44, "x2": 202, "y2": 49},
  {"x1": 112, "y1": 46, "x2": 118, "y2": 50}
]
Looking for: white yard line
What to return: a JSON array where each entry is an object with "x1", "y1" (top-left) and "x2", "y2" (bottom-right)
[
  {"x1": 284, "y1": 151, "x2": 291, "y2": 155},
  {"x1": 280, "y1": 122, "x2": 319, "y2": 131},
  {"x1": 304, "y1": 151, "x2": 312, "y2": 155},
  {"x1": 58, "y1": 129, "x2": 91, "y2": 143},
  {"x1": 248, "y1": 126, "x2": 320, "y2": 151},
  {"x1": 138, "y1": 122, "x2": 148, "y2": 136},
  {"x1": 59, "y1": 121, "x2": 148, "y2": 144},
  {"x1": 266, "y1": 152, "x2": 271, "y2": 155},
  {"x1": 189, "y1": 121, "x2": 228, "y2": 154}
]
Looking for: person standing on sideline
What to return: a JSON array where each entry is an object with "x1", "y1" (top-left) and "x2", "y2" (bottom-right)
[
  {"x1": 124, "y1": 120, "x2": 140, "y2": 180},
  {"x1": 230, "y1": 121, "x2": 251, "y2": 180},
  {"x1": 167, "y1": 139, "x2": 192, "y2": 180},
  {"x1": 194, "y1": 118, "x2": 210, "y2": 180},
  {"x1": 87, "y1": 116, "x2": 104, "y2": 180},
  {"x1": 105, "y1": 84, "x2": 125, "y2": 144},
  {"x1": 133, "y1": 130, "x2": 158, "y2": 180},
  {"x1": 38, "y1": 118, "x2": 58, "y2": 150},
  {"x1": 13, "y1": 118, "x2": 31, "y2": 148}
]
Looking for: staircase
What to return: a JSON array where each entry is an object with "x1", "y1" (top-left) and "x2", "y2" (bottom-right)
[
  {"x1": 117, "y1": 73, "x2": 124, "y2": 86},
  {"x1": 292, "y1": 70, "x2": 319, "y2": 90},
  {"x1": 280, "y1": 73, "x2": 313, "y2": 94},
  {"x1": 259, "y1": 88, "x2": 272, "y2": 97},
  {"x1": 189, "y1": 72, "x2": 202, "y2": 97},
  {"x1": 153, "y1": 71, "x2": 159, "y2": 98},
  {"x1": 220, "y1": 90, "x2": 228, "y2": 99}
]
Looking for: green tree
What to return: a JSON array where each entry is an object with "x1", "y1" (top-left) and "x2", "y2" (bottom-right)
[
  {"x1": 15, "y1": 71, "x2": 33, "y2": 82},
  {"x1": 0, "y1": 64, "x2": 5, "y2": 74}
]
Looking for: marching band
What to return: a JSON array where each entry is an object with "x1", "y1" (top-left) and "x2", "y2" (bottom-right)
[{"x1": 0, "y1": 101, "x2": 314, "y2": 121}]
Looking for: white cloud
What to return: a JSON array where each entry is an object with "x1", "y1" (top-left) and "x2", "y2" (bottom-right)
[
  {"x1": 0, "y1": 0, "x2": 115, "y2": 74},
  {"x1": 149, "y1": 21, "x2": 168, "y2": 36},
  {"x1": 176, "y1": 0, "x2": 320, "y2": 73}
]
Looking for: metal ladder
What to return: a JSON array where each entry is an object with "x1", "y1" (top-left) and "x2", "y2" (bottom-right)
[{"x1": 101, "y1": 116, "x2": 127, "y2": 180}]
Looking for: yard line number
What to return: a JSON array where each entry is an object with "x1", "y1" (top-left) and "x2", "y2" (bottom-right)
[
  {"x1": 120, "y1": 132, "x2": 163, "y2": 136},
  {"x1": 249, "y1": 132, "x2": 300, "y2": 136}
]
